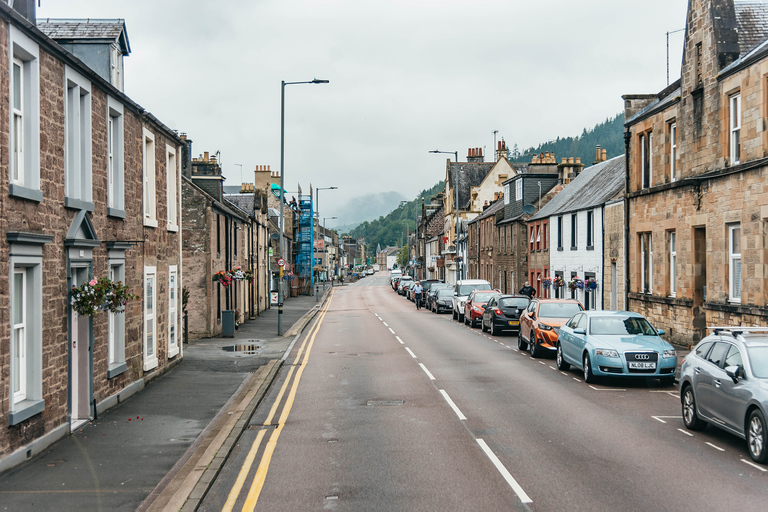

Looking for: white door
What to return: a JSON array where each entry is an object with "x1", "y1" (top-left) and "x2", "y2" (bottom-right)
[{"x1": 71, "y1": 268, "x2": 91, "y2": 428}]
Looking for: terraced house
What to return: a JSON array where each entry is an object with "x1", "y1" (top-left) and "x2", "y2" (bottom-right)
[
  {"x1": 0, "y1": 4, "x2": 183, "y2": 470},
  {"x1": 624, "y1": 0, "x2": 768, "y2": 345}
]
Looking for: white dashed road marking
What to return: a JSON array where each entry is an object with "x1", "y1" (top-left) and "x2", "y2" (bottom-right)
[
  {"x1": 405, "y1": 347, "x2": 417, "y2": 359},
  {"x1": 419, "y1": 363, "x2": 436, "y2": 380},
  {"x1": 678, "y1": 429, "x2": 694, "y2": 437},
  {"x1": 476, "y1": 439, "x2": 532, "y2": 504},
  {"x1": 395, "y1": 336, "x2": 404, "y2": 345},
  {"x1": 439, "y1": 390, "x2": 467, "y2": 420},
  {"x1": 388, "y1": 327, "x2": 395, "y2": 335},
  {"x1": 706, "y1": 442, "x2": 725, "y2": 452}
]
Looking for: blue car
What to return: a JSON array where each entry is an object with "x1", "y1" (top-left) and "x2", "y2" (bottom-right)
[{"x1": 556, "y1": 311, "x2": 677, "y2": 385}]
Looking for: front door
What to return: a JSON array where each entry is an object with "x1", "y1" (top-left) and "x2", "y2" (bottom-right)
[{"x1": 71, "y1": 268, "x2": 92, "y2": 429}]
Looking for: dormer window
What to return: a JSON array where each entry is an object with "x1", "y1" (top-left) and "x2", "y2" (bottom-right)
[{"x1": 110, "y1": 44, "x2": 122, "y2": 90}]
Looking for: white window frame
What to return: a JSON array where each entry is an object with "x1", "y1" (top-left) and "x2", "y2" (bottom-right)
[
  {"x1": 8, "y1": 26, "x2": 41, "y2": 201},
  {"x1": 729, "y1": 224, "x2": 741, "y2": 302},
  {"x1": 143, "y1": 266, "x2": 158, "y2": 371},
  {"x1": 168, "y1": 266, "x2": 179, "y2": 358},
  {"x1": 107, "y1": 97, "x2": 125, "y2": 217},
  {"x1": 143, "y1": 128, "x2": 158, "y2": 227},
  {"x1": 64, "y1": 66, "x2": 93, "y2": 209},
  {"x1": 586, "y1": 210, "x2": 594, "y2": 247},
  {"x1": 669, "y1": 231, "x2": 677, "y2": 297},
  {"x1": 12, "y1": 268, "x2": 27, "y2": 403},
  {"x1": 109, "y1": 43, "x2": 122, "y2": 90},
  {"x1": 648, "y1": 132, "x2": 653, "y2": 185},
  {"x1": 570, "y1": 213, "x2": 577, "y2": 249},
  {"x1": 515, "y1": 179, "x2": 522, "y2": 201},
  {"x1": 166, "y1": 145, "x2": 179, "y2": 231},
  {"x1": 107, "y1": 262, "x2": 127, "y2": 377},
  {"x1": 504, "y1": 183, "x2": 510, "y2": 205},
  {"x1": 670, "y1": 122, "x2": 677, "y2": 182},
  {"x1": 641, "y1": 233, "x2": 653, "y2": 294},
  {"x1": 730, "y1": 93, "x2": 741, "y2": 165}
]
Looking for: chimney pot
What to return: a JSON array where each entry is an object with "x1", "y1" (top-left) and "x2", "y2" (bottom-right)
[
  {"x1": 562, "y1": 158, "x2": 567, "y2": 164},
  {"x1": 568, "y1": 157, "x2": 574, "y2": 164},
  {"x1": 602, "y1": 149, "x2": 607, "y2": 161},
  {"x1": 204, "y1": 151, "x2": 209, "y2": 161},
  {"x1": 575, "y1": 157, "x2": 581, "y2": 164}
]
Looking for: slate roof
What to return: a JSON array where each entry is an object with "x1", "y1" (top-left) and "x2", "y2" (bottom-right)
[
  {"x1": 736, "y1": 1, "x2": 768, "y2": 55},
  {"x1": 448, "y1": 162, "x2": 494, "y2": 210},
  {"x1": 530, "y1": 155, "x2": 625, "y2": 220},
  {"x1": 37, "y1": 19, "x2": 131, "y2": 54},
  {"x1": 468, "y1": 199, "x2": 505, "y2": 224},
  {"x1": 224, "y1": 194, "x2": 255, "y2": 215}
]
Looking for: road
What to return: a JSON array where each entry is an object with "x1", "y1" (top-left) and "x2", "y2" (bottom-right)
[{"x1": 201, "y1": 273, "x2": 768, "y2": 511}]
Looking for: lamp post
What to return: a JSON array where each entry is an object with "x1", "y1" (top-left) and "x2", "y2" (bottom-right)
[
  {"x1": 278, "y1": 78, "x2": 329, "y2": 335},
  {"x1": 430, "y1": 149, "x2": 460, "y2": 282}
]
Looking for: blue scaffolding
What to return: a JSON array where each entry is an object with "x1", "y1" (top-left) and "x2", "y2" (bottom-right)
[{"x1": 294, "y1": 195, "x2": 314, "y2": 289}]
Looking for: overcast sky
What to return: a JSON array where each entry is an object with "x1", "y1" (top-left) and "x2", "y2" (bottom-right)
[{"x1": 38, "y1": 0, "x2": 688, "y2": 224}]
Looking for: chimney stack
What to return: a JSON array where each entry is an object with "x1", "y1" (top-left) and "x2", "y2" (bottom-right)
[{"x1": 467, "y1": 147, "x2": 485, "y2": 163}]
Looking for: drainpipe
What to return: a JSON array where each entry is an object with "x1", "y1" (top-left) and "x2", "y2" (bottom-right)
[{"x1": 623, "y1": 129, "x2": 632, "y2": 311}]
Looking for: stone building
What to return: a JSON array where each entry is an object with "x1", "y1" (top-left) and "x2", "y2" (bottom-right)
[
  {"x1": 529, "y1": 153, "x2": 623, "y2": 309},
  {"x1": 0, "y1": 6, "x2": 182, "y2": 471},
  {"x1": 624, "y1": 0, "x2": 768, "y2": 345},
  {"x1": 417, "y1": 194, "x2": 445, "y2": 280},
  {"x1": 467, "y1": 195, "x2": 504, "y2": 287}
]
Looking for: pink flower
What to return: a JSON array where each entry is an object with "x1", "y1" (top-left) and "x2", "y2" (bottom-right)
[{"x1": 89, "y1": 279, "x2": 97, "y2": 286}]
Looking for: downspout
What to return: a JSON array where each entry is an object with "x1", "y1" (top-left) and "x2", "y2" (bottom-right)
[
  {"x1": 601, "y1": 206, "x2": 605, "y2": 311},
  {"x1": 623, "y1": 129, "x2": 632, "y2": 311}
]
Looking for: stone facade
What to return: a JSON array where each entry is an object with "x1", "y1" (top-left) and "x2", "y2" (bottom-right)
[
  {"x1": 603, "y1": 199, "x2": 626, "y2": 311},
  {"x1": 624, "y1": 0, "x2": 768, "y2": 346},
  {"x1": 0, "y1": 6, "x2": 182, "y2": 470}
]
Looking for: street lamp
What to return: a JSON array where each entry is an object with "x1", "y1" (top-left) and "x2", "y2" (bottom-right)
[
  {"x1": 278, "y1": 78, "x2": 329, "y2": 335},
  {"x1": 429, "y1": 149, "x2": 461, "y2": 282}
]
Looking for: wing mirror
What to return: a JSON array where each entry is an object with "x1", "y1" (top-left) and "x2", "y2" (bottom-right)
[
  {"x1": 725, "y1": 365, "x2": 741, "y2": 383},
  {"x1": 656, "y1": 329, "x2": 666, "y2": 336},
  {"x1": 573, "y1": 328, "x2": 586, "y2": 335}
]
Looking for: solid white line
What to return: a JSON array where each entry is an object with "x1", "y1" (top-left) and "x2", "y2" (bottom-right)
[
  {"x1": 439, "y1": 389, "x2": 467, "y2": 420},
  {"x1": 476, "y1": 439, "x2": 532, "y2": 504},
  {"x1": 395, "y1": 336, "x2": 404, "y2": 345},
  {"x1": 419, "y1": 363, "x2": 436, "y2": 380},
  {"x1": 383, "y1": 322, "x2": 389, "y2": 327},
  {"x1": 388, "y1": 327, "x2": 395, "y2": 335},
  {"x1": 678, "y1": 429, "x2": 694, "y2": 437},
  {"x1": 742, "y1": 459, "x2": 768, "y2": 472},
  {"x1": 706, "y1": 442, "x2": 725, "y2": 452},
  {"x1": 405, "y1": 347, "x2": 417, "y2": 359}
]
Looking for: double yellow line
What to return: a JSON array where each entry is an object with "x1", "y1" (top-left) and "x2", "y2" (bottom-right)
[{"x1": 223, "y1": 292, "x2": 333, "y2": 512}]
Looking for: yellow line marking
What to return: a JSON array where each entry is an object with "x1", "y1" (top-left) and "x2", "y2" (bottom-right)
[{"x1": 222, "y1": 292, "x2": 333, "y2": 511}]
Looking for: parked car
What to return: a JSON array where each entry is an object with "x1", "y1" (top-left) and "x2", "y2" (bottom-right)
[
  {"x1": 418, "y1": 280, "x2": 444, "y2": 307},
  {"x1": 481, "y1": 295, "x2": 530, "y2": 335},
  {"x1": 463, "y1": 289, "x2": 501, "y2": 327},
  {"x1": 409, "y1": 279, "x2": 440, "y2": 304},
  {"x1": 432, "y1": 288, "x2": 454, "y2": 313},
  {"x1": 399, "y1": 278, "x2": 414, "y2": 296},
  {"x1": 452, "y1": 279, "x2": 492, "y2": 322},
  {"x1": 556, "y1": 311, "x2": 677, "y2": 385},
  {"x1": 426, "y1": 283, "x2": 453, "y2": 312},
  {"x1": 679, "y1": 327, "x2": 768, "y2": 463},
  {"x1": 394, "y1": 275, "x2": 412, "y2": 292},
  {"x1": 519, "y1": 298, "x2": 584, "y2": 357}
]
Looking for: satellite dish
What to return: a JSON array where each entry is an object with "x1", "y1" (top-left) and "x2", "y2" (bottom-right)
[{"x1": 522, "y1": 204, "x2": 536, "y2": 215}]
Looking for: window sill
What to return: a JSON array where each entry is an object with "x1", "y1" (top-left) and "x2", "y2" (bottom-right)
[
  {"x1": 64, "y1": 197, "x2": 95, "y2": 212},
  {"x1": 557, "y1": 247, "x2": 563, "y2": 252},
  {"x1": 586, "y1": 245, "x2": 594, "y2": 251},
  {"x1": 107, "y1": 207, "x2": 126, "y2": 219},
  {"x1": 168, "y1": 346, "x2": 180, "y2": 359},
  {"x1": 570, "y1": 247, "x2": 578, "y2": 251},
  {"x1": 9, "y1": 184, "x2": 43, "y2": 203},
  {"x1": 143, "y1": 356, "x2": 158, "y2": 372},
  {"x1": 144, "y1": 218, "x2": 158, "y2": 228},
  {"x1": 107, "y1": 362, "x2": 127, "y2": 379},
  {"x1": 9, "y1": 398, "x2": 45, "y2": 425},
  {"x1": 167, "y1": 224, "x2": 179, "y2": 233}
]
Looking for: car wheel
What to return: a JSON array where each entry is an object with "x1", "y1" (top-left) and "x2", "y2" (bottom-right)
[
  {"x1": 481, "y1": 319, "x2": 487, "y2": 332},
  {"x1": 681, "y1": 385, "x2": 706, "y2": 431},
  {"x1": 464, "y1": 315, "x2": 469, "y2": 325},
  {"x1": 517, "y1": 330, "x2": 528, "y2": 351},
  {"x1": 556, "y1": 343, "x2": 570, "y2": 370},
  {"x1": 529, "y1": 332, "x2": 540, "y2": 358},
  {"x1": 583, "y1": 353, "x2": 597, "y2": 383},
  {"x1": 453, "y1": 309, "x2": 457, "y2": 320},
  {"x1": 458, "y1": 313, "x2": 464, "y2": 323},
  {"x1": 491, "y1": 322, "x2": 499, "y2": 336},
  {"x1": 748, "y1": 410, "x2": 768, "y2": 464}
]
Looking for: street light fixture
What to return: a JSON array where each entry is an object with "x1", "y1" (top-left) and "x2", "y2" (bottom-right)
[
  {"x1": 429, "y1": 149, "x2": 461, "y2": 282},
  {"x1": 278, "y1": 78, "x2": 329, "y2": 335}
]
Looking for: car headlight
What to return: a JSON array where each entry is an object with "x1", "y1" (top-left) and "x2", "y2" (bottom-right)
[
  {"x1": 539, "y1": 323, "x2": 553, "y2": 331},
  {"x1": 663, "y1": 349, "x2": 676, "y2": 358},
  {"x1": 595, "y1": 348, "x2": 619, "y2": 358}
]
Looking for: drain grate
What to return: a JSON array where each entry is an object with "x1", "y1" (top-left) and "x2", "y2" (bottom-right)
[{"x1": 366, "y1": 400, "x2": 404, "y2": 406}]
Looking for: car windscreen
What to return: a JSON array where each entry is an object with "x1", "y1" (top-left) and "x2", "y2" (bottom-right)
[
  {"x1": 472, "y1": 292, "x2": 497, "y2": 303},
  {"x1": 499, "y1": 298, "x2": 530, "y2": 308},
  {"x1": 538, "y1": 302, "x2": 583, "y2": 318},
  {"x1": 431, "y1": 285, "x2": 452, "y2": 294},
  {"x1": 589, "y1": 316, "x2": 657, "y2": 336},
  {"x1": 747, "y1": 346, "x2": 768, "y2": 378},
  {"x1": 458, "y1": 283, "x2": 491, "y2": 295},
  {"x1": 437, "y1": 289, "x2": 453, "y2": 298},
  {"x1": 400, "y1": 277, "x2": 413, "y2": 282}
]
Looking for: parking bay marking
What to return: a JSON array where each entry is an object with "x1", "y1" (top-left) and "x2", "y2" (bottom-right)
[
  {"x1": 678, "y1": 428, "x2": 694, "y2": 437},
  {"x1": 652, "y1": 416, "x2": 682, "y2": 424},
  {"x1": 706, "y1": 442, "x2": 725, "y2": 452},
  {"x1": 588, "y1": 386, "x2": 626, "y2": 391},
  {"x1": 742, "y1": 459, "x2": 768, "y2": 472}
]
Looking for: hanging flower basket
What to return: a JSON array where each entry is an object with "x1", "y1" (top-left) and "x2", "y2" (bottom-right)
[
  {"x1": 568, "y1": 277, "x2": 584, "y2": 292},
  {"x1": 214, "y1": 267, "x2": 254, "y2": 288},
  {"x1": 213, "y1": 270, "x2": 233, "y2": 289},
  {"x1": 71, "y1": 277, "x2": 139, "y2": 316},
  {"x1": 553, "y1": 276, "x2": 564, "y2": 288},
  {"x1": 542, "y1": 277, "x2": 553, "y2": 289},
  {"x1": 584, "y1": 278, "x2": 598, "y2": 291}
]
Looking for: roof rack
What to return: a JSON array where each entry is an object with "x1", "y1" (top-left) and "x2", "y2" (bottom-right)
[{"x1": 708, "y1": 326, "x2": 768, "y2": 337}]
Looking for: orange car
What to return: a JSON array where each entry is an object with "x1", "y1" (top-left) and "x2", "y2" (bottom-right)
[
  {"x1": 518, "y1": 299, "x2": 584, "y2": 357},
  {"x1": 463, "y1": 289, "x2": 500, "y2": 328}
]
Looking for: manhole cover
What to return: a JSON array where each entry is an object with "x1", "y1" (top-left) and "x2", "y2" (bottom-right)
[{"x1": 223, "y1": 342, "x2": 262, "y2": 354}]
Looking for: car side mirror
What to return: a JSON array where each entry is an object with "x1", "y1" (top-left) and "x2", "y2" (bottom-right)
[
  {"x1": 530, "y1": 312, "x2": 536, "y2": 320},
  {"x1": 573, "y1": 328, "x2": 586, "y2": 335},
  {"x1": 656, "y1": 329, "x2": 666, "y2": 336},
  {"x1": 725, "y1": 365, "x2": 741, "y2": 383}
]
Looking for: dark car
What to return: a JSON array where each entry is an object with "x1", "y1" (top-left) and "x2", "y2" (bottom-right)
[
  {"x1": 411, "y1": 279, "x2": 442, "y2": 305},
  {"x1": 481, "y1": 295, "x2": 531, "y2": 335},
  {"x1": 427, "y1": 283, "x2": 453, "y2": 312},
  {"x1": 432, "y1": 288, "x2": 454, "y2": 313}
]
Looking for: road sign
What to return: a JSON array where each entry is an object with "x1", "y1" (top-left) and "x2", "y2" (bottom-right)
[{"x1": 277, "y1": 258, "x2": 285, "y2": 267}]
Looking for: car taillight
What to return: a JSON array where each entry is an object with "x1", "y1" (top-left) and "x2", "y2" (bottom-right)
[{"x1": 494, "y1": 308, "x2": 502, "y2": 315}]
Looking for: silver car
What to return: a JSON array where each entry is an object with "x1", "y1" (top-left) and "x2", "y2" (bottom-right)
[{"x1": 679, "y1": 327, "x2": 768, "y2": 463}]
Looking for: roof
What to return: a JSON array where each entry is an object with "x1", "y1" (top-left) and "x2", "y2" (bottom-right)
[
  {"x1": 37, "y1": 19, "x2": 131, "y2": 54},
  {"x1": 530, "y1": 155, "x2": 625, "y2": 220},
  {"x1": 448, "y1": 162, "x2": 494, "y2": 210},
  {"x1": 468, "y1": 199, "x2": 504, "y2": 224},
  {"x1": 736, "y1": 1, "x2": 768, "y2": 55},
  {"x1": 224, "y1": 193, "x2": 255, "y2": 215}
]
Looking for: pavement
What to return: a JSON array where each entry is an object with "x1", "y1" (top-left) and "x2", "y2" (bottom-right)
[{"x1": 0, "y1": 284, "x2": 336, "y2": 512}]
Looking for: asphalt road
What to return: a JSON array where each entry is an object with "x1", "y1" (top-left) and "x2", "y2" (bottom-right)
[{"x1": 202, "y1": 273, "x2": 768, "y2": 511}]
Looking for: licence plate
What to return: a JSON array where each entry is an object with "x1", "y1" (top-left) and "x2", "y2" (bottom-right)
[
  {"x1": 508, "y1": 321, "x2": 519, "y2": 326},
  {"x1": 629, "y1": 362, "x2": 656, "y2": 370}
]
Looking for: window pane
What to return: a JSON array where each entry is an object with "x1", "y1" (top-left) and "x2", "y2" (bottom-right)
[
  {"x1": 732, "y1": 227, "x2": 741, "y2": 254},
  {"x1": 734, "y1": 259, "x2": 742, "y2": 298},
  {"x1": 13, "y1": 272, "x2": 24, "y2": 325},
  {"x1": 147, "y1": 277, "x2": 154, "y2": 312},
  {"x1": 13, "y1": 62, "x2": 21, "y2": 111}
]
